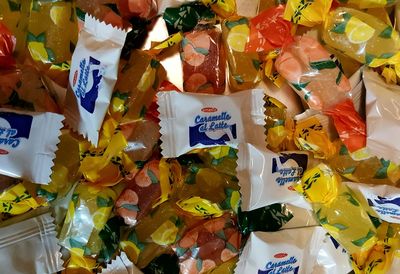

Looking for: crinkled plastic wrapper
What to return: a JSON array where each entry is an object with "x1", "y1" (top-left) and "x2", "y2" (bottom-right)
[
  {"x1": 180, "y1": 24, "x2": 226, "y2": 94},
  {"x1": 0, "y1": 212, "x2": 63, "y2": 274}
]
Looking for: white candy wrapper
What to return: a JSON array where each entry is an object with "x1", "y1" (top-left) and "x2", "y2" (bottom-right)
[
  {"x1": 235, "y1": 227, "x2": 351, "y2": 274},
  {"x1": 0, "y1": 212, "x2": 63, "y2": 274},
  {"x1": 237, "y1": 143, "x2": 310, "y2": 211},
  {"x1": 346, "y1": 181, "x2": 400, "y2": 224},
  {"x1": 364, "y1": 69, "x2": 400, "y2": 164},
  {"x1": 158, "y1": 89, "x2": 266, "y2": 157},
  {"x1": 0, "y1": 108, "x2": 63, "y2": 184},
  {"x1": 65, "y1": 14, "x2": 127, "y2": 146}
]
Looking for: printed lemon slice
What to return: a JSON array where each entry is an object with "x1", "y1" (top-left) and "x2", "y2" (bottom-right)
[
  {"x1": 92, "y1": 207, "x2": 111, "y2": 230},
  {"x1": 120, "y1": 240, "x2": 141, "y2": 263},
  {"x1": 227, "y1": 24, "x2": 250, "y2": 52},
  {"x1": 150, "y1": 220, "x2": 178, "y2": 245},
  {"x1": 345, "y1": 17, "x2": 375, "y2": 44},
  {"x1": 50, "y1": 5, "x2": 70, "y2": 26},
  {"x1": 28, "y1": 41, "x2": 49, "y2": 62}
]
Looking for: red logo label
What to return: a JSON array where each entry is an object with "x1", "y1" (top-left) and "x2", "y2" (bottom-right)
[
  {"x1": 0, "y1": 149, "x2": 9, "y2": 155},
  {"x1": 72, "y1": 70, "x2": 78, "y2": 86},
  {"x1": 201, "y1": 107, "x2": 217, "y2": 113},
  {"x1": 274, "y1": 253, "x2": 288, "y2": 259},
  {"x1": 288, "y1": 185, "x2": 295, "y2": 191}
]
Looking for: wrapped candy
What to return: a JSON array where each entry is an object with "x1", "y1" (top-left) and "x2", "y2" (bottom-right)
[
  {"x1": 201, "y1": 0, "x2": 236, "y2": 18},
  {"x1": 118, "y1": 0, "x2": 158, "y2": 20},
  {"x1": 174, "y1": 214, "x2": 241, "y2": 274},
  {"x1": 221, "y1": 17, "x2": 262, "y2": 91},
  {"x1": 26, "y1": 0, "x2": 78, "y2": 64},
  {"x1": 284, "y1": 0, "x2": 333, "y2": 27},
  {"x1": 180, "y1": 23, "x2": 226, "y2": 94},
  {"x1": 335, "y1": 0, "x2": 400, "y2": 8},
  {"x1": 246, "y1": 5, "x2": 293, "y2": 53},
  {"x1": 0, "y1": 65, "x2": 60, "y2": 113},
  {"x1": 59, "y1": 184, "x2": 117, "y2": 268},
  {"x1": 110, "y1": 50, "x2": 166, "y2": 124},
  {"x1": 295, "y1": 163, "x2": 380, "y2": 268},
  {"x1": 276, "y1": 35, "x2": 366, "y2": 152},
  {"x1": 116, "y1": 160, "x2": 161, "y2": 226},
  {"x1": 323, "y1": 8, "x2": 400, "y2": 66}
]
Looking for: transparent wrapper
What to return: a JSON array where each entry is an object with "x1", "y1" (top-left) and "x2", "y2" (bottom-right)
[
  {"x1": 0, "y1": 22, "x2": 16, "y2": 69},
  {"x1": 335, "y1": 0, "x2": 400, "y2": 8},
  {"x1": 173, "y1": 214, "x2": 241, "y2": 274},
  {"x1": 0, "y1": 65, "x2": 60, "y2": 113},
  {"x1": 118, "y1": 0, "x2": 158, "y2": 20},
  {"x1": 110, "y1": 50, "x2": 166, "y2": 124},
  {"x1": 323, "y1": 8, "x2": 400, "y2": 66},
  {"x1": 26, "y1": 0, "x2": 78, "y2": 64},
  {"x1": 180, "y1": 24, "x2": 226, "y2": 94},
  {"x1": 221, "y1": 17, "x2": 262, "y2": 91},
  {"x1": 0, "y1": 212, "x2": 63, "y2": 274},
  {"x1": 201, "y1": 0, "x2": 236, "y2": 18}
]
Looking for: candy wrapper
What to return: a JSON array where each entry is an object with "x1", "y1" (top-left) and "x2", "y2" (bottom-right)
[
  {"x1": 235, "y1": 227, "x2": 345, "y2": 274},
  {"x1": 0, "y1": 65, "x2": 60, "y2": 113},
  {"x1": 26, "y1": 0, "x2": 78, "y2": 64},
  {"x1": 0, "y1": 108, "x2": 63, "y2": 184},
  {"x1": 0, "y1": 212, "x2": 63, "y2": 274},
  {"x1": 65, "y1": 14, "x2": 127, "y2": 146},
  {"x1": 323, "y1": 8, "x2": 400, "y2": 72},
  {"x1": 201, "y1": 0, "x2": 236, "y2": 18},
  {"x1": 364, "y1": 69, "x2": 400, "y2": 164},
  {"x1": 335, "y1": 0, "x2": 400, "y2": 8},
  {"x1": 180, "y1": 23, "x2": 226, "y2": 94},
  {"x1": 118, "y1": 0, "x2": 158, "y2": 20},
  {"x1": 238, "y1": 204, "x2": 293, "y2": 235},
  {"x1": 174, "y1": 214, "x2": 241, "y2": 274},
  {"x1": 157, "y1": 89, "x2": 266, "y2": 157},
  {"x1": 0, "y1": 22, "x2": 16, "y2": 68},
  {"x1": 284, "y1": 0, "x2": 333, "y2": 27},
  {"x1": 110, "y1": 50, "x2": 166, "y2": 124},
  {"x1": 245, "y1": 5, "x2": 293, "y2": 53},
  {"x1": 115, "y1": 160, "x2": 161, "y2": 226},
  {"x1": 237, "y1": 143, "x2": 310, "y2": 211},
  {"x1": 163, "y1": 2, "x2": 216, "y2": 34},
  {"x1": 222, "y1": 16, "x2": 262, "y2": 91}
]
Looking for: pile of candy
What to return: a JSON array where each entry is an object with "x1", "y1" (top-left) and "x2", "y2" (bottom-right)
[{"x1": 2, "y1": 0, "x2": 400, "y2": 273}]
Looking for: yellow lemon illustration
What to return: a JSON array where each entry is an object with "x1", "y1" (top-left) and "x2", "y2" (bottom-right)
[
  {"x1": 137, "y1": 66, "x2": 156, "y2": 92},
  {"x1": 227, "y1": 24, "x2": 250, "y2": 52},
  {"x1": 92, "y1": 207, "x2": 111, "y2": 230},
  {"x1": 230, "y1": 190, "x2": 240, "y2": 212},
  {"x1": 28, "y1": 41, "x2": 49, "y2": 62},
  {"x1": 120, "y1": 240, "x2": 141, "y2": 264},
  {"x1": 345, "y1": 17, "x2": 375, "y2": 44},
  {"x1": 50, "y1": 5, "x2": 70, "y2": 26},
  {"x1": 150, "y1": 220, "x2": 179, "y2": 245}
]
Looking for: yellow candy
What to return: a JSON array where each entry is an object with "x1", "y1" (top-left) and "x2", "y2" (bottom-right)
[
  {"x1": 150, "y1": 220, "x2": 179, "y2": 245},
  {"x1": 202, "y1": 0, "x2": 236, "y2": 18}
]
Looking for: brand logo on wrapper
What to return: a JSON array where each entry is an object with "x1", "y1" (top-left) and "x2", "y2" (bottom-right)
[
  {"x1": 0, "y1": 112, "x2": 33, "y2": 154},
  {"x1": 72, "y1": 56, "x2": 103, "y2": 114},
  {"x1": 367, "y1": 196, "x2": 400, "y2": 221},
  {"x1": 258, "y1": 254, "x2": 299, "y2": 274},
  {"x1": 271, "y1": 153, "x2": 308, "y2": 188},
  {"x1": 189, "y1": 110, "x2": 237, "y2": 147}
]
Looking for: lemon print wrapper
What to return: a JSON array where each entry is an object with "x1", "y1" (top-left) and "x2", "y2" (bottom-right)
[
  {"x1": 222, "y1": 16, "x2": 262, "y2": 91},
  {"x1": 323, "y1": 7, "x2": 400, "y2": 65},
  {"x1": 27, "y1": 0, "x2": 78, "y2": 64}
]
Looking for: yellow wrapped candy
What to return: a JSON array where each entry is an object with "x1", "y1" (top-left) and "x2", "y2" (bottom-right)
[
  {"x1": 0, "y1": 183, "x2": 41, "y2": 215},
  {"x1": 202, "y1": 0, "x2": 236, "y2": 18},
  {"x1": 296, "y1": 164, "x2": 378, "y2": 260},
  {"x1": 284, "y1": 0, "x2": 333, "y2": 27},
  {"x1": 340, "y1": 0, "x2": 399, "y2": 9},
  {"x1": 176, "y1": 196, "x2": 224, "y2": 218}
]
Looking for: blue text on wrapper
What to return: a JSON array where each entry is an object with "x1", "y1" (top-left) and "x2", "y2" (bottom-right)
[
  {"x1": 189, "y1": 109, "x2": 237, "y2": 147},
  {"x1": 0, "y1": 112, "x2": 33, "y2": 154},
  {"x1": 258, "y1": 254, "x2": 299, "y2": 274},
  {"x1": 72, "y1": 56, "x2": 103, "y2": 114},
  {"x1": 272, "y1": 153, "x2": 308, "y2": 187}
]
